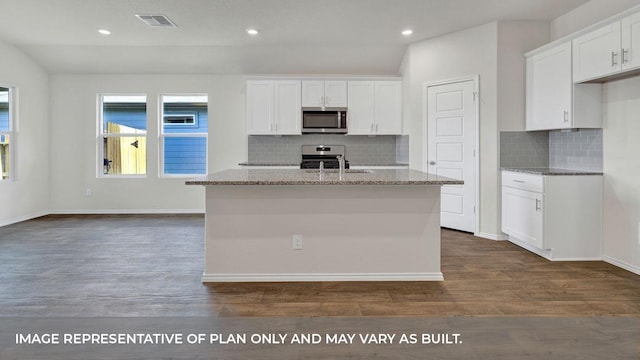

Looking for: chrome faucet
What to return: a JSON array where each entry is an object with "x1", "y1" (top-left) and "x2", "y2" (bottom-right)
[{"x1": 336, "y1": 155, "x2": 345, "y2": 174}]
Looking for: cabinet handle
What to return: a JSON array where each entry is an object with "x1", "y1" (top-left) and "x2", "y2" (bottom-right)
[
  {"x1": 611, "y1": 51, "x2": 618, "y2": 66},
  {"x1": 622, "y1": 48, "x2": 629, "y2": 64},
  {"x1": 535, "y1": 199, "x2": 541, "y2": 211},
  {"x1": 512, "y1": 179, "x2": 525, "y2": 183},
  {"x1": 375, "y1": 124, "x2": 379, "y2": 132},
  {"x1": 563, "y1": 110, "x2": 569, "y2": 123},
  {"x1": 370, "y1": 124, "x2": 374, "y2": 132}
]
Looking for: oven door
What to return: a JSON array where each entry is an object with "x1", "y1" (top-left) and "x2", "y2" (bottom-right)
[{"x1": 302, "y1": 111, "x2": 347, "y2": 133}]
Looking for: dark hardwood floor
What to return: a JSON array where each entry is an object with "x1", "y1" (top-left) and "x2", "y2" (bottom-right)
[{"x1": 0, "y1": 214, "x2": 638, "y2": 317}]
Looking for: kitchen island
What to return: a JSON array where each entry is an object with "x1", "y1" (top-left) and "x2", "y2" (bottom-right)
[{"x1": 186, "y1": 169, "x2": 462, "y2": 282}]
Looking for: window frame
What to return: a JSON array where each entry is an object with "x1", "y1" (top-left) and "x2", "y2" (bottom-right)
[
  {"x1": 97, "y1": 94, "x2": 148, "y2": 178},
  {"x1": 159, "y1": 94, "x2": 208, "y2": 178},
  {"x1": 0, "y1": 85, "x2": 15, "y2": 182}
]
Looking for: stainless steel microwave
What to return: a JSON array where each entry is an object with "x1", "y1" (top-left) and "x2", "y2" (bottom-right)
[{"x1": 302, "y1": 108, "x2": 347, "y2": 134}]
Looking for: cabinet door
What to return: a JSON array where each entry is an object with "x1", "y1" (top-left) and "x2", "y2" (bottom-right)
[
  {"x1": 246, "y1": 81, "x2": 274, "y2": 135},
  {"x1": 324, "y1": 81, "x2": 348, "y2": 107},
  {"x1": 346, "y1": 81, "x2": 375, "y2": 135},
  {"x1": 621, "y1": 12, "x2": 640, "y2": 71},
  {"x1": 526, "y1": 42, "x2": 573, "y2": 130},
  {"x1": 274, "y1": 80, "x2": 301, "y2": 135},
  {"x1": 502, "y1": 187, "x2": 544, "y2": 249},
  {"x1": 301, "y1": 80, "x2": 324, "y2": 107},
  {"x1": 374, "y1": 81, "x2": 402, "y2": 135},
  {"x1": 573, "y1": 21, "x2": 622, "y2": 82}
]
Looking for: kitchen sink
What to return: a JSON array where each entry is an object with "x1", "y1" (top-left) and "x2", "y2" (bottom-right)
[{"x1": 304, "y1": 169, "x2": 374, "y2": 174}]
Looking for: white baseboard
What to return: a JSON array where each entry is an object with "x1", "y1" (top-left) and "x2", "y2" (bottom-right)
[
  {"x1": 475, "y1": 232, "x2": 507, "y2": 241},
  {"x1": 201, "y1": 272, "x2": 445, "y2": 282},
  {"x1": 0, "y1": 210, "x2": 49, "y2": 227},
  {"x1": 48, "y1": 209, "x2": 204, "y2": 215},
  {"x1": 603, "y1": 255, "x2": 640, "y2": 275},
  {"x1": 507, "y1": 236, "x2": 602, "y2": 261}
]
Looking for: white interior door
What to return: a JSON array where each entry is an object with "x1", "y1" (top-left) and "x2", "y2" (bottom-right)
[{"x1": 427, "y1": 80, "x2": 476, "y2": 233}]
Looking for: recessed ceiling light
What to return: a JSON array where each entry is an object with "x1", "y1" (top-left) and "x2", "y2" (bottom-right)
[
  {"x1": 402, "y1": 29, "x2": 413, "y2": 36},
  {"x1": 98, "y1": 28, "x2": 111, "y2": 36},
  {"x1": 246, "y1": 28, "x2": 259, "y2": 36}
]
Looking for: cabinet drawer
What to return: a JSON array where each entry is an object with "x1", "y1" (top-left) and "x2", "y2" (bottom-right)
[{"x1": 502, "y1": 171, "x2": 543, "y2": 192}]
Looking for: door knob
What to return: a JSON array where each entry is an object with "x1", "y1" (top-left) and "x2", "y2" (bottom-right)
[{"x1": 429, "y1": 161, "x2": 436, "y2": 165}]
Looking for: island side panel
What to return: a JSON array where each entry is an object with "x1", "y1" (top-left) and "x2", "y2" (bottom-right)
[{"x1": 203, "y1": 185, "x2": 442, "y2": 281}]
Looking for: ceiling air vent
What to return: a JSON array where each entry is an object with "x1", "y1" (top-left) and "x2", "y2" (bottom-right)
[{"x1": 135, "y1": 14, "x2": 177, "y2": 28}]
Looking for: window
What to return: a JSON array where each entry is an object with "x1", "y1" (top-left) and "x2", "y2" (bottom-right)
[
  {"x1": 99, "y1": 95, "x2": 147, "y2": 176},
  {"x1": 160, "y1": 95, "x2": 208, "y2": 176},
  {"x1": 0, "y1": 86, "x2": 13, "y2": 181}
]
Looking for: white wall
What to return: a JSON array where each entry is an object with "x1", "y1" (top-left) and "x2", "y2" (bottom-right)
[
  {"x1": 550, "y1": 0, "x2": 640, "y2": 273},
  {"x1": 550, "y1": 0, "x2": 640, "y2": 40},
  {"x1": 0, "y1": 39, "x2": 50, "y2": 226},
  {"x1": 401, "y1": 21, "x2": 548, "y2": 239},
  {"x1": 402, "y1": 22, "x2": 499, "y2": 237},
  {"x1": 49, "y1": 74, "x2": 246, "y2": 213},
  {"x1": 602, "y1": 77, "x2": 640, "y2": 273},
  {"x1": 497, "y1": 21, "x2": 550, "y2": 132}
]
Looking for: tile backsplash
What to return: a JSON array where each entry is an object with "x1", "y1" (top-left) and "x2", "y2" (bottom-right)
[
  {"x1": 549, "y1": 129, "x2": 602, "y2": 171},
  {"x1": 248, "y1": 135, "x2": 403, "y2": 164},
  {"x1": 500, "y1": 131, "x2": 549, "y2": 168},
  {"x1": 395, "y1": 135, "x2": 410, "y2": 164},
  {"x1": 500, "y1": 129, "x2": 603, "y2": 172}
]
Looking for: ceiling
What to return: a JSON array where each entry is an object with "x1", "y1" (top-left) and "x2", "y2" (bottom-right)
[{"x1": 0, "y1": 0, "x2": 589, "y2": 75}]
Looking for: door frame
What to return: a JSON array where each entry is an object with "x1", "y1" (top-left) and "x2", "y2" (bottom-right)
[{"x1": 422, "y1": 75, "x2": 480, "y2": 236}]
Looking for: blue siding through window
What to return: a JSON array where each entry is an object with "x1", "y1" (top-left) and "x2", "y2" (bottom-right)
[
  {"x1": 0, "y1": 105, "x2": 8, "y2": 131},
  {"x1": 103, "y1": 103, "x2": 147, "y2": 131},
  {"x1": 103, "y1": 102, "x2": 208, "y2": 175},
  {"x1": 164, "y1": 137, "x2": 207, "y2": 174}
]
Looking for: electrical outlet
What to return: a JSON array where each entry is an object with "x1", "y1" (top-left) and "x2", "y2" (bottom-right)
[
  {"x1": 85, "y1": 188, "x2": 92, "y2": 197},
  {"x1": 292, "y1": 234, "x2": 303, "y2": 250}
]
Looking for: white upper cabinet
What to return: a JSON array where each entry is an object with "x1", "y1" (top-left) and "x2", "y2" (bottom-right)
[
  {"x1": 347, "y1": 81, "x2": 402, "y2": 135},
  {"x1": 246, "y1": 80, "x2": 274, "y2": 135},
  {"x1": 374, "y1": 81, "x2": 402, "y2": 135},
  {"x1": 274, "y1": 80, "x2": 302, "y2": 135},
  {"x1": 572, "y1": 22, "x2": 622, "y2": 83},
  {"x1": 621, "y1": 11, "x2": 640, "y2": 71},
  {"x1": 246, "y1": 80, "x2": 301, "y2": 135},
  {"x1": 526, "y1": 42, "x2": 573, "y2": 130},
  {"x1": 346, "y1": 81, "x2": 375, "y2": 135},
  {"x1": 324, "y1": 81, "x2": 348, "y2": 107},
  {"x1": 301, "y1": 80, "x2": 347, "y2": 108},
  {"x1": 526, "y1": 42, "x2": 602, "y2": 130},
  {"x1": 301, "y1": 81, "x2": 324, "y2": 107},
  {"x1": 573, "y1": 10, "x2": 640, "y2": 82}
]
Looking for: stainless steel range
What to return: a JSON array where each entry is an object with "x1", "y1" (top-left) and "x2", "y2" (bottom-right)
[{"x1": 300, "y1": 145, "x2": 350, "y2": 169}]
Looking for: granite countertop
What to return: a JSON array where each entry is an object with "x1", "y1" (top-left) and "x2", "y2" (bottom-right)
[
  {"x1": 238, "y1": 162, "x2": 299, "y2": 166},
  {"x1": 237, "y1": 162, "x2": 409, "y2": 167},
  {"x1": 350, "y1": 163, "x2": 409, "y2": 167},
  {"x1": 501, "y1": 167, "x2": 603, "y2": 176},
  {"x1": 186, "y1": 169, "x2": 463, "y2": 186}
]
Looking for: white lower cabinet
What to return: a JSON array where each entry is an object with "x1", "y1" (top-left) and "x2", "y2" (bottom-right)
[
  {"x1": 501, "y1": 171, "x2": 602, "y2": 260},
  {"x1": 502, "y1": 186, "x2": 544, "y2": 249}
]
